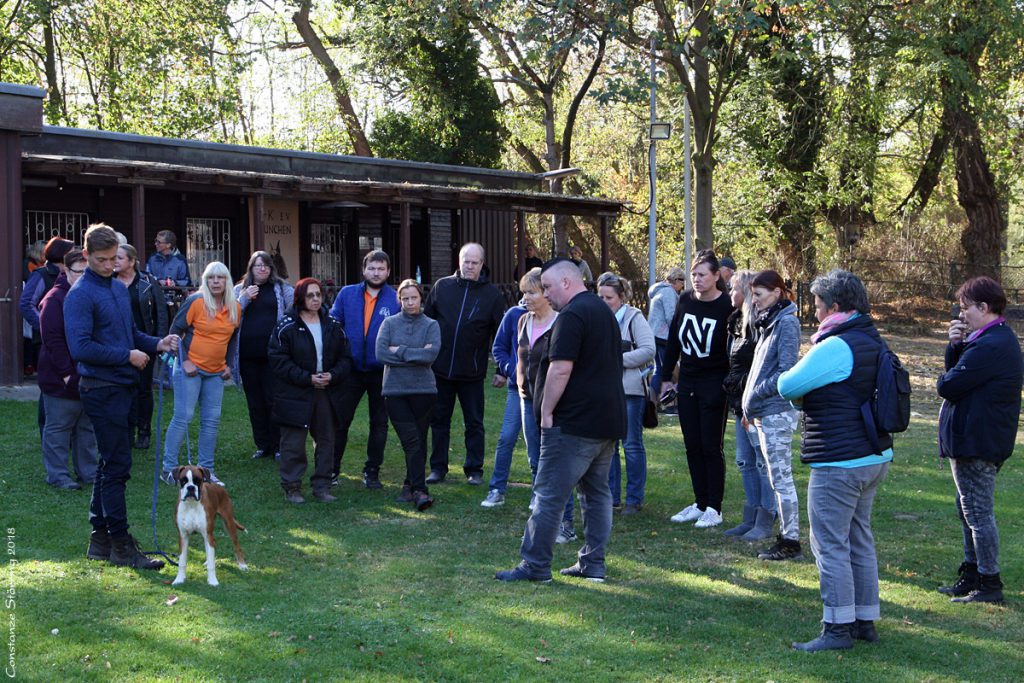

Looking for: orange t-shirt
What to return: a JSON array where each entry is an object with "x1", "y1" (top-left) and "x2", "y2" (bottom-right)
[
  {"x1": 184, "y1": 298, "x2": 240, "y2": 373},
  {"x1": 363, "y1": 289, "x2": 378, "y2": 336}
]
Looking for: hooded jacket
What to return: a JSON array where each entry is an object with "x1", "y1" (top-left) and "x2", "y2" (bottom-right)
[
  {"x1": 37, "y1": 272, "x2": 80, "y2": 400},
  {"x1": 647, "y1": 280, "x2": 680, "y2": 341},
  {"x1": 742, "y1": 300, "x2": 801, "y2": 419},
  {"x1": 423, "y1": 269, "x2": 506, "y2": 381}
]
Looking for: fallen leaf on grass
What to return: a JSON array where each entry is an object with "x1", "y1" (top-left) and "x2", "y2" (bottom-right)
[
  {"x1": 447, "y1": 630, "x2": 454, "y2": 645},
  {"x1": 536, "y1": 656, "x2": 551, "y2": 664},
  {"x1": 287, "y1": 635, "x2": 297, "y2": 642},
  {"x1": 269, "y1": 631, "x2": 281, "y2": 638},
  {"x1": 540, "y1": 638, "x2": 548, "y2": 648},
  {"x1": 165, "y1": 595, "x2": 178, "y2": 606}
]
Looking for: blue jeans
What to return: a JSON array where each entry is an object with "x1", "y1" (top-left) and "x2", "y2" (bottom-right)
[
  {"x1": 520, "y1": 427, "x2": 615, "y2": 578},
  {"x1": 608, "y1": 395, "x2": 647, "y2": 506},
  {"x1": 522, "y1": 398, "x2": 573, "y2": 523},
  {"x1": 488, "y1": 387, "x2": 524, "y2": 492},
  {"x1": 807, "y1": 462, "x2": 889, "y2": 624},
  {"x1": 951, "y1": 458, "x2": 1001, "y2": 575},
  {"x1": 162, "y1": 368, "x2": 225, "y2": 472},
  {"x1": 80, "y1": 385, "x2": 134, "y2": 538},
  {"x1": 736, "y1": 418, "x2": 774, "y2": 509}
]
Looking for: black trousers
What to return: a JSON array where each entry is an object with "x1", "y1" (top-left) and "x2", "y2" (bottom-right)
[
  {"x1": 128, "y1": 358, "x2": 155, "y2": 435},
  {"x1": 386, "y1": 394, "x2": 436, "y2": 493},
  {"x1": 240, "y1": 356, "x2": 281, "y2": 454},
  {"x1": 429, "y1": 377, "x2": 486, "y2": 477},
  {"x1": 278, "y1": 391, "x2": 335, "y2": 493},
  {"x1": 675, "y1": 372, "x2": 729, "y2": 511},
  {"x1": 332, "y1": 368, "x2": 388, "y2": 476}
]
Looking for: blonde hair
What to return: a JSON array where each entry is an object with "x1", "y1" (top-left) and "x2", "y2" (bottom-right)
[
  {"x1": 519, "y1": 266, "x2": 542, "y2": 293},
  {"x1": 731, "y1": 269, "x2": 757, "y2": 334},
  {"x1": 199, "y1": 261, "x2": 239, "y2": 324}
]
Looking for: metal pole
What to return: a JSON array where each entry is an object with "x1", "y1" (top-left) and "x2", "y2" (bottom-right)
[
  {"x1": 648, "y1": 38, "x2": 657, "y2": 287},
  {"x1": 683, "y1": 91, "x2": 692, "y2": 272}
]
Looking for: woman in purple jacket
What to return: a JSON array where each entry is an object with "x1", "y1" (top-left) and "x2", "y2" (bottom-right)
[{"x1": 37, "y1": 248, "x2": 98, "y2": 489}]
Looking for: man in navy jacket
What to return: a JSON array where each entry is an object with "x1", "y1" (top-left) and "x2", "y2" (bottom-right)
[
  {"x1": 424, "y1": 242, "x2": 506, "y2": 484},
  {"x1": 145, "y1": 229, "x2": 191, "y2": 287},
  {"x1": 328, "y1": 250, "x2": 399, "y2": 488},
  {"x1": 65, "y1": 224, "x2": 179, "y2": 570}
]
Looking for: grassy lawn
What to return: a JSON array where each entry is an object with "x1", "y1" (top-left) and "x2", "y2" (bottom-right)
[{"x1": 3, "y1": 348, "x2": 1023, "y2": 681}]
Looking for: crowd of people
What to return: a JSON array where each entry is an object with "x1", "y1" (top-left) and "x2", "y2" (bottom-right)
[{"x1": 21, "y1": 226, "x2": 1022, "y2": 652}]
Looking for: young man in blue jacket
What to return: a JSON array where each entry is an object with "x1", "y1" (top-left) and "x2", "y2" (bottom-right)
[
  {"x1": 145, "y1": 229, "x2": 191, "y2": 287},
  {"x1": 65, "y1": 224, "x2": 179, "y2": 570},
  {"x1": 328, "y1": 250, "x2": 399, "y2": 489}
]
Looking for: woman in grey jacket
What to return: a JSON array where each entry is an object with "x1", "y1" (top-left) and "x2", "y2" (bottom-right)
[
  {"x1": 598, "y1": 272, "x2": 656, "y2": 514},
  {"x1": 742, "y1": 270, "x2": 802, "y2": 561},
  {"x1": 376, "y1": 279, "x2": 442, "y2": 511}
]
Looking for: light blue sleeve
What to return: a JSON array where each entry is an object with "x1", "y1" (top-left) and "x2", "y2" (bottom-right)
[{"x1": 777, "y1": 335, "x2": 853, "y2": 400}]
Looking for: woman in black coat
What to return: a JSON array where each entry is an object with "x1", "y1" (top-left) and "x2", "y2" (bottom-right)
[
  {"x1": 937, "y1": 276, "x2": 1023, "y2": 604},
  {"x1": 268, "y1": 278, "x2": 352, "y2": 503}
]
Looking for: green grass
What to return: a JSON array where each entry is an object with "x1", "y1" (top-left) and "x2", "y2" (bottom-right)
[{"x1": 3, "y1": 370, "x2": 1023, "y2": 682}]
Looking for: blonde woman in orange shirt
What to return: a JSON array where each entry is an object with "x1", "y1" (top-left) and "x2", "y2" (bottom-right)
[{"x1": 160, "y1": 261, "x2": 240, "y2": 487}]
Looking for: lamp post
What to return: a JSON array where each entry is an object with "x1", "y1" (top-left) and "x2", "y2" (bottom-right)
[{"x1": 649, "y1": 38, "x2": 672, "y2": 288}]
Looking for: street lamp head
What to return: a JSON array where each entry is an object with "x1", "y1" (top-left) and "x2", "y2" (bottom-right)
[{"x1": 649, "y1": 122, "x2": 672, "y2": 141}]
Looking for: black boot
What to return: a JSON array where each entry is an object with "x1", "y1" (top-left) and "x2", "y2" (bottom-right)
[
  {"x1": 792, "y1": 622, "x2": 854, "y2": 652},
  {"x1": 134, "y1": 427, "x2": 151, "y2": 450},
  {"x1": 938, "y1": 561, "x2": 980, "y2": 597},
  {"x1": 952, "y1": 573, "x2": 1004, "y2": 604},
  {"x1": 109, "y1": 535, "x2": 165, "y2": 570},
  {"x1": 851, "y1": 619, "x2": 878, "y2": 643},
  {"x1": 86, "y1": 529, "x2": 112, "y2": 561}
]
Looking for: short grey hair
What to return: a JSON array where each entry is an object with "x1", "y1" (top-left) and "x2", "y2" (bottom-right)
[{"x1": 810, "y1": 269, "x2": 870, "y2": 314}]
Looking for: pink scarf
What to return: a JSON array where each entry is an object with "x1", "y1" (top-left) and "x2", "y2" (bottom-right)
[
  {"x1": 966, "y1": 316, "x2": 1005, "y2": 343},
  {"x1": 810, "y1": 310, "x2": 857, "y2": 344}
]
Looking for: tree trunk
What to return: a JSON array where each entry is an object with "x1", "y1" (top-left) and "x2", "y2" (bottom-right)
[
  {"x1": 954, "y1": 107, "x2": 1004, "y2": 279},
  {"x1": 41, "y1": 2, "x2": 65, "y2": 124},
  {"x1": 292, "y1": 2, "x2": 372, "y2": 157}
]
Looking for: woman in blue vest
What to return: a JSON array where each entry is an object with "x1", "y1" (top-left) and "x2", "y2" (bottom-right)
[
  {"x1": 778, "y1": 269, "x2": 892, "y2": 653},
  {"x1": 936, "y1": 276, "x2": 1022, "y2": 604}
]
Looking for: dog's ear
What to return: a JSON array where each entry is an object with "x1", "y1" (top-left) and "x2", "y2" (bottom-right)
[
  {"x1": 199, "y1": 467, "x2": 212, "y2": 482},
  {"x1": 171, "y1": 467, "x2": 183, "y2": 482}
]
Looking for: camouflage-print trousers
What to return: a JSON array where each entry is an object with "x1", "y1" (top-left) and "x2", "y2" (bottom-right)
[{"x1": 753, "y1": 410, "x2": 800, "y2": 541}]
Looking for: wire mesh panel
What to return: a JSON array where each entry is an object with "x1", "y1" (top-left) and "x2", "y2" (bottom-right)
[
  {"x1": 23, "y1": 210, "x2": 90, "y2": 246},
  {"x1": 311, "y1": 222, "x2": 346, "y2": 286},
  {"x1": 185, "y1": 217, "x2": 231, "y2": 283}
]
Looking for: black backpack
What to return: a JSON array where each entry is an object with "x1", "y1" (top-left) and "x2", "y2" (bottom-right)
[{"x1": 845, "y1": 330, "x2": 912, "y2": 454}]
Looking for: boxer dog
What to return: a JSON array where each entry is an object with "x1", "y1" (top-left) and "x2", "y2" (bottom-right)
[{"x1": 171, "y1": 465, "x2": 247, "y2": 586}]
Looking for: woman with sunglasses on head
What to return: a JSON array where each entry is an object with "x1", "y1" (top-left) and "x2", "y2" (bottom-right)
[
  {"x1": 160, "y1": 262, "x2": 240, "y2": 487},
  {"x1": 269, "y1": 278, "x2": 352, "y2": 504},
  {"x1": 232, "y1": 251, "x2": 294, "y2": 461},
  {"x1": 114, "y1": 243, "x2": 168, "y2": 450}
]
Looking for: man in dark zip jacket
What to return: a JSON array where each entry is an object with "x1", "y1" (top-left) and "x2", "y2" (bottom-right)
[
  {"x1": 423, "y1": 242, "x2": 506, "y2": 484},
  {"x1": 328, "y1": 250, "x2": 399, "y2": 489}
]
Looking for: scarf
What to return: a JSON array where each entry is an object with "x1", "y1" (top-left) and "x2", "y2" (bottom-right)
[
  {"x1": 755, "y1": 299, "x2": 789, "y2": 329},
  {"x1": 811, "y1": 310, "x2": 857, "y2": 344},
  {"x1": 966, "y1": 316, "x2": 1006, "y2": 343}
]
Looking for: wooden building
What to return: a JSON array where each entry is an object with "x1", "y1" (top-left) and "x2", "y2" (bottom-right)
[{"x1": 0, "y1": 83, "x2": 622, "y2": 384}]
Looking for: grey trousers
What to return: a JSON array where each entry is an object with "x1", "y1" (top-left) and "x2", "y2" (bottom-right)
[
  {"x1": 951, "y1": 458, "x2": 1000, "y2": 575},
  {"x1": 278, "y1": 391, "x2": 336, "y2": 493},
  {"x1": 520, "y1": 426, "x2": 615, "y2": 578},
  {"x1": 41, "y1": 393, "x2": 98, "y2": 485},
  {"x1": 807, "y1": 461, "x2": 890, "y2": 624},
  {"x1": 754, "y1": 410, "x2": 800, "y2": 540}
]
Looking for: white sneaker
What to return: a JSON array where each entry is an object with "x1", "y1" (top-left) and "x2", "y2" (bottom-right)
[
  {"x1": 670, "y1": 503, "x2": 702, "y2": 523},
  {"x1": 207, "y1": 473, "x2": 226, "y2": 488},
  {"x1": 694, "y1": 507, "x2": 722, "y2": 528},
  {"x1": 480, "y1": 489, "x2": 505, "y2": 508}
]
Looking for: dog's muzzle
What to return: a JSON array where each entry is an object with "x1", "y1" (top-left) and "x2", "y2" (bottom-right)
[{"x1": 182, "y1": 484, "x2": 200, "y2": 501}]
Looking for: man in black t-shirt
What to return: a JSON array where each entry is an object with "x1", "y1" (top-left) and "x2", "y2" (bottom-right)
[{"x1": 496, "y1": 259, "x2": 626, "y2": 583}]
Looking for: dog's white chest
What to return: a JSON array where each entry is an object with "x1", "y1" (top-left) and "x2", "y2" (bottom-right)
[{"x1": 176, "y1": 500, "x2": 207, "y2": 535}]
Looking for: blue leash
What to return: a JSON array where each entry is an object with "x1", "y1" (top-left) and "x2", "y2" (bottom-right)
[{"x1": 143, "y1": 345, "x2": 194, "y2": 563}]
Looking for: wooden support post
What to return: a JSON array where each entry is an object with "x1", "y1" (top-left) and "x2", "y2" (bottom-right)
[
  {"x1": 600, "y1": 215, "x2": 610, "y2": 273},
  {"x1": 516, "y1": 210, "x2": 526, "y2": 278},
  {"x1": 253, "y1": 193, "x2": 266, "y2": 253},
  {"x1": 131, "y1": 184, "x2": 146, "y2": 258},
  {"x1": 400, "y1": 202, "x2": 411, "y2": 280}
]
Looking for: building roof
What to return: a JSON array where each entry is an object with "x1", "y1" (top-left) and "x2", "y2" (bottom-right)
[{"x1": 21, "y1": 127, "x2": 622, "y2": 217}]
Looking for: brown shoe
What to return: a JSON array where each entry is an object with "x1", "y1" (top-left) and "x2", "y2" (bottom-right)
[
  {"x1": 285, "y1": 488, "x2": 305, "y2": 504},
  {"x1": 395, "y1": 484, "x2": 414, "y2": 503},
  {"x1": 412, "y1": 490, "x2": 434, "y2": 511},
  {"x1": 109, "y1": 535, "x2": 164, "y2": 570},
  {"x1": 313, "y1": 490, "x2": 337, "y2": 503}
]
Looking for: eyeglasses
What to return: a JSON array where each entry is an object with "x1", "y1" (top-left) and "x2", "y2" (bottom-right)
[
  {"x1": 69, "y1": 267, "x2": 85, "y2": 274},
  {"x1": 253, "y1": 263, "x2": 270, "y2": 270}
]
